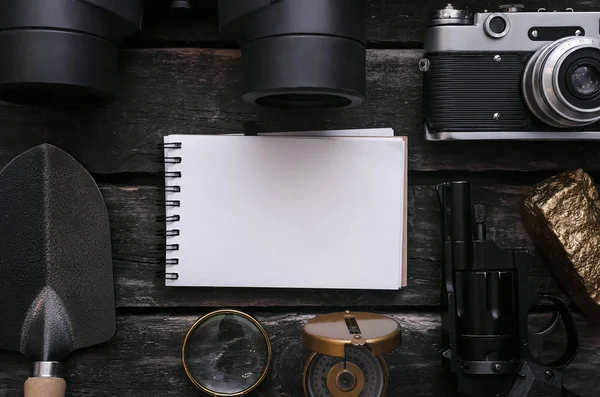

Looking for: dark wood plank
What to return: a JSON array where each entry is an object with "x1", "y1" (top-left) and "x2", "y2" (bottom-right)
[
  {"x1": 104, "y1": 183, "x2": 570, "y2": 308},
  {"x1": 0, "y1": 312, "x2": 597, "y2": 396},
  {"x1": 2, "y1": 49, "x2": 600, "y2": 174},
  {"x1": 105, "y1": 183, "x2": 441, "y2": 308},
  {"x1": 135, "y1": 0, "x2": 599, "y2": 47}
]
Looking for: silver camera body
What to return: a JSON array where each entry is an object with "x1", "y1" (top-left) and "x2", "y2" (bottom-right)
[{"x1": 421, "y1": 4, "x2": 600, "y2": 141}]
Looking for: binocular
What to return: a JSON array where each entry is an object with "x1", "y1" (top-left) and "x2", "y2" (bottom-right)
[
  {"x1": 0, "y1": 0, "x2": 144, "y2": 106},
  {"x1": 219, "y1": 0, "x2": 366, "y2": 109},
  {"x1": 0, "y1": 0, "x2": 366, "y2": 109}
]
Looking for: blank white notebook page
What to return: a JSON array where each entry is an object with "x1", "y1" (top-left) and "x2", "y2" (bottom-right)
[{"x1": 164, "y1": 135, "x2": 405, "y2": 290}]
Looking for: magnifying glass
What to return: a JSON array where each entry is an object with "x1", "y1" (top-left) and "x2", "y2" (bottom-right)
[{"x1": 182, "y1": 310, "x2": 272, "y2": 396}]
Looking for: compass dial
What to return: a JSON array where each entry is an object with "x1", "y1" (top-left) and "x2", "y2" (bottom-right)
[{"x1": 303, "y1": 346, "x2": 388, "y2": 397}]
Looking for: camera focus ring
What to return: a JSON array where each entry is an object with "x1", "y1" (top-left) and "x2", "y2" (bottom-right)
[{"x1": 523, "y1": 36, "x2": 600, "y2": 128}]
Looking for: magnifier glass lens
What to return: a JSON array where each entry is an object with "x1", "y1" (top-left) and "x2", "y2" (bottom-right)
[{"x1": 184, "y1": 313, "x2": 271, "y2": 395}]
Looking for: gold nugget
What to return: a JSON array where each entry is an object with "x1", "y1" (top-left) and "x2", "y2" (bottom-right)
[{"x1": 523, "y1": 169, "x2": 600, "y2": 325}]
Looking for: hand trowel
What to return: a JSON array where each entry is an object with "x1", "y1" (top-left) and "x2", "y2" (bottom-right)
[{"x1": 0, "y1": 144, "x2": 115, "y2": 397}]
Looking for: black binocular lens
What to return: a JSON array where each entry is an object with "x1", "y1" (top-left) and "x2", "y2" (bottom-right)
[
  {"x1": 0, "y1": 0, "x2": 144, "y2": 106},
  {"x1": 219, "y1": 0, "x2": 366, "y2": 110}
]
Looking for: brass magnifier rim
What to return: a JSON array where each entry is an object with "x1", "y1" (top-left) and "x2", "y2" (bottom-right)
[{"x1": 182, "y1": 309, "x2": 272, "y2": 396}]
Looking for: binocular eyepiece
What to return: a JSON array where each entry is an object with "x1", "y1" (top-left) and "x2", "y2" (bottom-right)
[
  {"x1": 219, "y1": 0, "x2": 366, "y2": 109},
  {"x1": 0, "y1": 0, "x2": 144, "y2": 106}
]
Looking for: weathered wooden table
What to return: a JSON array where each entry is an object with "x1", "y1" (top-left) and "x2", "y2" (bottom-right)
[{"x1": 0, "y1": 1, "x2": 599, "y2": 396}]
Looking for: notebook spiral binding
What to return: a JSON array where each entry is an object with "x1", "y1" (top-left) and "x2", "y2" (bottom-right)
[{"x1": 157, "y1": 142, "x2": 182, "y2": 281}]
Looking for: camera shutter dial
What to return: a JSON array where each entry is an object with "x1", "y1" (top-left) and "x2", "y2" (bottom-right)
[
  {"x1": 429, "y1": 4, "x2": 473, "y2": 26},
  {"x1": 498, "y1": 4, "x2": 525, "y2": 13},
  {"x1": 484, "y1": 13, "x2": 510, "y2": 39}
]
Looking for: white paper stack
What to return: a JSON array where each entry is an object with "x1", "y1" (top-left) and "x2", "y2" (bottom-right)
[{"x1": 163, "y1": 128, "x2": 407, "y2": 290}]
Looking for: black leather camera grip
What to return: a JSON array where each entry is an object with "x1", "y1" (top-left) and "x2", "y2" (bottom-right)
[{"x1": 530, "y1": 293, "x2": 579, "y2": 369}]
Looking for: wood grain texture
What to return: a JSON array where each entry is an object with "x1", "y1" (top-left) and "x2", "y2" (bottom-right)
[
  {"x1": 135, "y1": 0, "x2": 600, "y2": 47},
  {"x1": 0, "y1": 313, "x2": 597, "y2": 397},
  {"x1": 103, "y1": 183, "x2": 570, "y2": 308},
  {"x1": 2, "y1": 49, "x2": 600, "y2": 174},
  {"x1": 3, "y1": 1, "x2": 600, "y2": 394}
]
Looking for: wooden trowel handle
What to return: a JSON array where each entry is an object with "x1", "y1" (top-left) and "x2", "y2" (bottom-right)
[{"x1": 24, "y1": 377, "x2": 66, "y2": 397}]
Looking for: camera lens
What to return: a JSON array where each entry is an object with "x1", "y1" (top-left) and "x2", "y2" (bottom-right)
[
  {"x1": 522, "y1": 36, "x2": 600, "y2": 128},
  {"x1": 0, "y1": 0, "x2": 144, "y2": 106},
  {"x1": 569, "y1": 64, "x2": 600, "y2": 97},
  {"x1": 219, "y1": 0, "x2": 366, "y2": 110}
]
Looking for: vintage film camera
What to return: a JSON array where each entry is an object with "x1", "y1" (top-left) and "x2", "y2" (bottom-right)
[{"x1": 421, "y1": 4, "x2": 600, "y2": 140}]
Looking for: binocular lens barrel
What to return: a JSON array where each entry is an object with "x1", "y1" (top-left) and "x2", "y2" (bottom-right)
[
  {"x1": 219, "y1": 0, "x2": 366, "y2": 109},
  {"x1": 0, "y1": 0, "x2": 144, "y2": 106}
]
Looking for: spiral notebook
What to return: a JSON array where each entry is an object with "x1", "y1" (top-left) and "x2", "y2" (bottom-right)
[{"x1": 163, "y1": 129, "x2": 407, "y2": 290}]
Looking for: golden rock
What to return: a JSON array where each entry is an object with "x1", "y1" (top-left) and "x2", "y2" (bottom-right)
[{"x1": 523, "y1": 169, "x2": 600, "y2": 325}]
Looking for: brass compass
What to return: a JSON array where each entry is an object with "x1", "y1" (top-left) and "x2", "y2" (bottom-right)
[{"x1": 302, "y1": 311, "x2": 402, "y2": 397}]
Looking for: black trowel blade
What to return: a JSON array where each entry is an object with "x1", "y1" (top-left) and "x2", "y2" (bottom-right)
[{"x1": 0, "y1": 144, "x2": 115, "y2": 362}]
